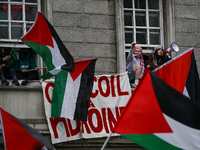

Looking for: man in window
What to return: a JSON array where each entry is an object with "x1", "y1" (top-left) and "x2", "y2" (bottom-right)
[
  {"x1": 14, "y1": 48, "x2": 39, "y2": 86},
  {"x1": 0, "y1": 47, "x2": 19, "y2": 86}
]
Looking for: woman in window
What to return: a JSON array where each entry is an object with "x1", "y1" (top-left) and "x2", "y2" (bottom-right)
[
  {"x1": 126, "y1": 42, "x2": 145, "y2": 88},
  {"x1": 148, "y1": 46, "x2": 170, "y2": 71}
]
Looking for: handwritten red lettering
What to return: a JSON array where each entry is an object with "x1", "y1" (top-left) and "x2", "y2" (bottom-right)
[{"x1": 45, "y1": 83, "x2": 54, "y2": 104}]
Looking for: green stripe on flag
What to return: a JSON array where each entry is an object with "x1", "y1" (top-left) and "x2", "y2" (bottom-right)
[
  {"x1": 22, "y1": 40, "x2": 55, "y2": 71},
  {"x1": 51, "y1": 70, "x2": 68, "y2": 118},
  {"x1": 122, "y1": 134, "x2": 183, "y2": 150},
  {"x1": 40, "y1": 72, "x2": 54, "y2": 79},
  {"x1": 8, "y1": 49, "x2": 18, "y2": 61}
]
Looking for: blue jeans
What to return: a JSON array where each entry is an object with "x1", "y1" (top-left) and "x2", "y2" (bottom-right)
[
  {"x1": 127, "y1": 68, "x2": 135, "y2": 84},
  {"x1": 0, "y1": 67, "x2": 16, "y2": 79}
]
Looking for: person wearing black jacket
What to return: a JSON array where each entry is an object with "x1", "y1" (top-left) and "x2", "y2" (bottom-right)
[
  {"x1": 0, "y1": 47, "x2": 19, "y2": 86},
  {"x1": 14, "y1": 48, "x2": 39, "y2": 86},
  {"x1": 0, "y1": 55, "x2": 10, "y2": 68}
]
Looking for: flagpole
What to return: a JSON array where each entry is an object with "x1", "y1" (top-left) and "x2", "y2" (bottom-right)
[
  {"x1": 101, "y1": 132, "x2": 113, "y2": 150},
  {"x1": 26, "y1": 66, "x2": 47, "y2": 72},
  {"x1": 9, "y1": 26, "x2": 27, "y2": 55}
]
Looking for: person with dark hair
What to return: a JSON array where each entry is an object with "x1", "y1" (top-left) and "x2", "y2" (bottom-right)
[
  {"x1": 0, "y1": 47, "x2": 19, "y2": 86},
  {"x1": 148, "y1": 46, "x2": 170, "y2": 71},
  {"x1": 126, "y1": 42, "x2": 145, "y2": 87},
  {"x1": 14, "y1": 48, "x2": 39, "y2": 86}
]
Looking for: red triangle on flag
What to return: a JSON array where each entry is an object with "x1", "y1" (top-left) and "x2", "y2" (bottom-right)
[
  {"x1": 154, "y1": 49, "x2": 193, "y2": 93},
  {"x1": 21, "y1": 12, "x2": 54, "y2": 48},
  {"x1": 113, "y1": 69, "x2": 173, "y2": 134},
  {"x1": 0, "y1": 108, "x2": 44, "y2": 150},
  {"x1": 69, "y1": 59, "x2": 94, "y2": 81}
]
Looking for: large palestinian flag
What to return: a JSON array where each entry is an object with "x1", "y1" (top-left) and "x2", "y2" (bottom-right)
[
  {"x1": 113, "y1": 68, "x2": 200, "y2": 150},
  {"x1": 21, "y1": 11, "x2": 74, "y2": 74},
  {"x1": 0, "y1": 107, "x2": 55, "y2": 150},
  {"x1": 51, "y1": 58, "x2": 97, "y2": 121},
  {"x1": 154, "y1": 48, "x2": 200, "y2": 104}
]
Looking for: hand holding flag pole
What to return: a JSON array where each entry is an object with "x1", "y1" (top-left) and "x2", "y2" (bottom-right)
[{"x1": 26, "y1": 66, "x2": 47, "y2": 72}]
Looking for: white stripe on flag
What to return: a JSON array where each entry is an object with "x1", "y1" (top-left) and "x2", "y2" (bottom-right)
[
  {"x1": 60, "y1": 73, "x2": 82, "y2": 119},
  {"x1": 47, "y1": 37, "x2": 66, "y2": 68},
  {"x1": 183, "y1": 86, "x2": 190, "y2": 99},
  {"x1": 41, "y1": 146, "x2": 48, "y2": 150},
  {"x1": 155, "y1": 114, "x2": 200, "y2": 150},
  {"x1": 49, "y1": 66, "x2": 62, "y2": 75}
]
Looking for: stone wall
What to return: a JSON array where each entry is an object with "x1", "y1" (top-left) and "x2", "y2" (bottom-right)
[
  {"x1": 52, "y1": 0, "x2": 117, "y2": 75},
  {"x1": 174, "y1": 0, "x2": 200, "y2": 75},
  {"x1": 1, "y1": 0, "x2": 200, "y2": 149},
  {"x1": 0, "y1": 85, "x2": 146, "y2": 150}
]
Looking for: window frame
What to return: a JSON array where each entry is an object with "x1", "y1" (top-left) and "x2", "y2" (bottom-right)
[
  {"x1": 0, "y1": 0, "x2": 43, "y2": 76},
  {"x1": 0, "y1": 0, "x2": 41, "y2": 42},
  {"x1": 124, "y1": 0, "x2": 164, "y2": 54},
  {"x1": 115, "y1": 0, "x2": 175, "y2": 73}
]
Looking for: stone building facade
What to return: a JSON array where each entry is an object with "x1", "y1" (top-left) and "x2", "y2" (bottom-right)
[{"x1": 0, "y1": 0, "x2": 200, "y2": 149}]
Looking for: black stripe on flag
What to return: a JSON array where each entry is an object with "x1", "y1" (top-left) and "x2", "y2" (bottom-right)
[
  {"x1": 185, "y1": 51, "x2": 200, "y2": 104},
  {"x1": 73, "y1": 59, "x2": 97, "y2": 121},
  {"x1": 41, "y1": 13, "x2": 74, "y2": 72},
  {"x1": 150, "y1": 71, "x2": 200, "y2": 130}
]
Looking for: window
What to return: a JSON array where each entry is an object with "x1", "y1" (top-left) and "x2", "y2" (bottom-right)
[
  {"x1": 124, "y1": 0, "x2": 163, "y2": 55},
  {"x1": 0, "y1": 0, "x2": 41, "y2": 41},
  {"x1": 0, "y1": 0, "x2": 43, "y2": 76}
]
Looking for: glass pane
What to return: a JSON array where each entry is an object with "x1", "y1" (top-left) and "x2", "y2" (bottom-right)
[
  {"x1": 150, "y1": 29, "x2": 160, "y2": 44},
  {"x1": 149, "y1": 11, "x2": 160, "y2": 27},
  {"x1": 124, "y1": 0, "x2": 132, "y2": 8},
  {"x1": 125, "y1": 28, "x2": 134, "y2": 44},
  {"x1": 11, "y1": 22, "x2": 23, "y2": 39},
  {"x1": 148, "y1": 0, "x2": 159, "y2": 10},
  {"x1": 0, "y1": 22, "x2": 8, "y2": 39},
  {"x1": 136, "y1": 29, "x2": 147, "y2": 44},
  {"x1": 11, "y1": 5, "x2": 22, "y2": 20},
  {"x1": 25, "y1": 5, "x2": 37, "y2": 21},
  {"x1": 135, "y1": 11, "x2": 146, "y2": 26},
  {"x1": 26, "y1": 0, "x2": 37, "y2": 2},
  {"x1": 135, "y1": 0, "x2": 146, "y2": 9},
  {"x1": 26, "y1": 23, "x2": 33, "y2": 32},
  {"x1": 0, "y1": 3, "x2": 8, "y2": 20},
  {"x1": 124, "y1": 10, "x2": 133, "y2": 26},
  {"x1": 11, "y1": 0, "x2": 22, "y2": 2}
]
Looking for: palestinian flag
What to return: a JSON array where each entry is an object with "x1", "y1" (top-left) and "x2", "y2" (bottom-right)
[
  {"x1": 0, "y1": 107, "x2": 55, "y2": 150},
  {"x1": 51, "y1": 58, "x2": 97, "y2": 121},
  {"x1": 113, "y1": 68, "x2": 200, "y2": 150},
  {"x1": 21, "y1": 11, "x2": 74, "y2": 74},
  {"x1": 154, "y1": 48, "x2": 200, "y2": 104}
]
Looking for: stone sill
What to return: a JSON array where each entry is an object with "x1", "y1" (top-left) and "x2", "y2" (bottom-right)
[{"x1": 0, "y1": 80, "x2": 42, "y2": 91}]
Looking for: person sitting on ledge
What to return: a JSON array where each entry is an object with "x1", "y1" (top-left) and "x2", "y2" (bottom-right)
[
  {"x1": 0, "y1": 47, "x2": 19, "y2": 86},
  {"x1": 126, "y1": 42, "x2": 145, "y2": 88},
  {"x1": 14, "y1": 48, "x2": 39, "y2": 86},
  {"x1": 148, "y1": 46, "x2": 170, "y2": 71}
]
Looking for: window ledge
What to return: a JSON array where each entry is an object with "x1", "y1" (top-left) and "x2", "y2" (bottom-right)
[{"x1": 0, "y1": 80, "x2": 42, "y2": 91}]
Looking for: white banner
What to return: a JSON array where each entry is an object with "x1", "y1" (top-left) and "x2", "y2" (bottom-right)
[{"x1": 42, "y1": 72, "x2": 131, "y2": 144}]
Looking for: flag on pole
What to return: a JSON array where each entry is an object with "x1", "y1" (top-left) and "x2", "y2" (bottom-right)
[
  {"x1": 112, "y1": 68, "x2": 200, "y2": 150},
  {"x1": 0, "y1": 107, "x2": 55, "y2": 150},
  {"x1": 51, "y1": 58, "x2": 97, "y2": 121},
  {"x1": 21, "y1": 11, "x2": 74, "y2": 74},
  {"x1": 154, "y1": 48, "x2": 200, "y2": 104}
]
